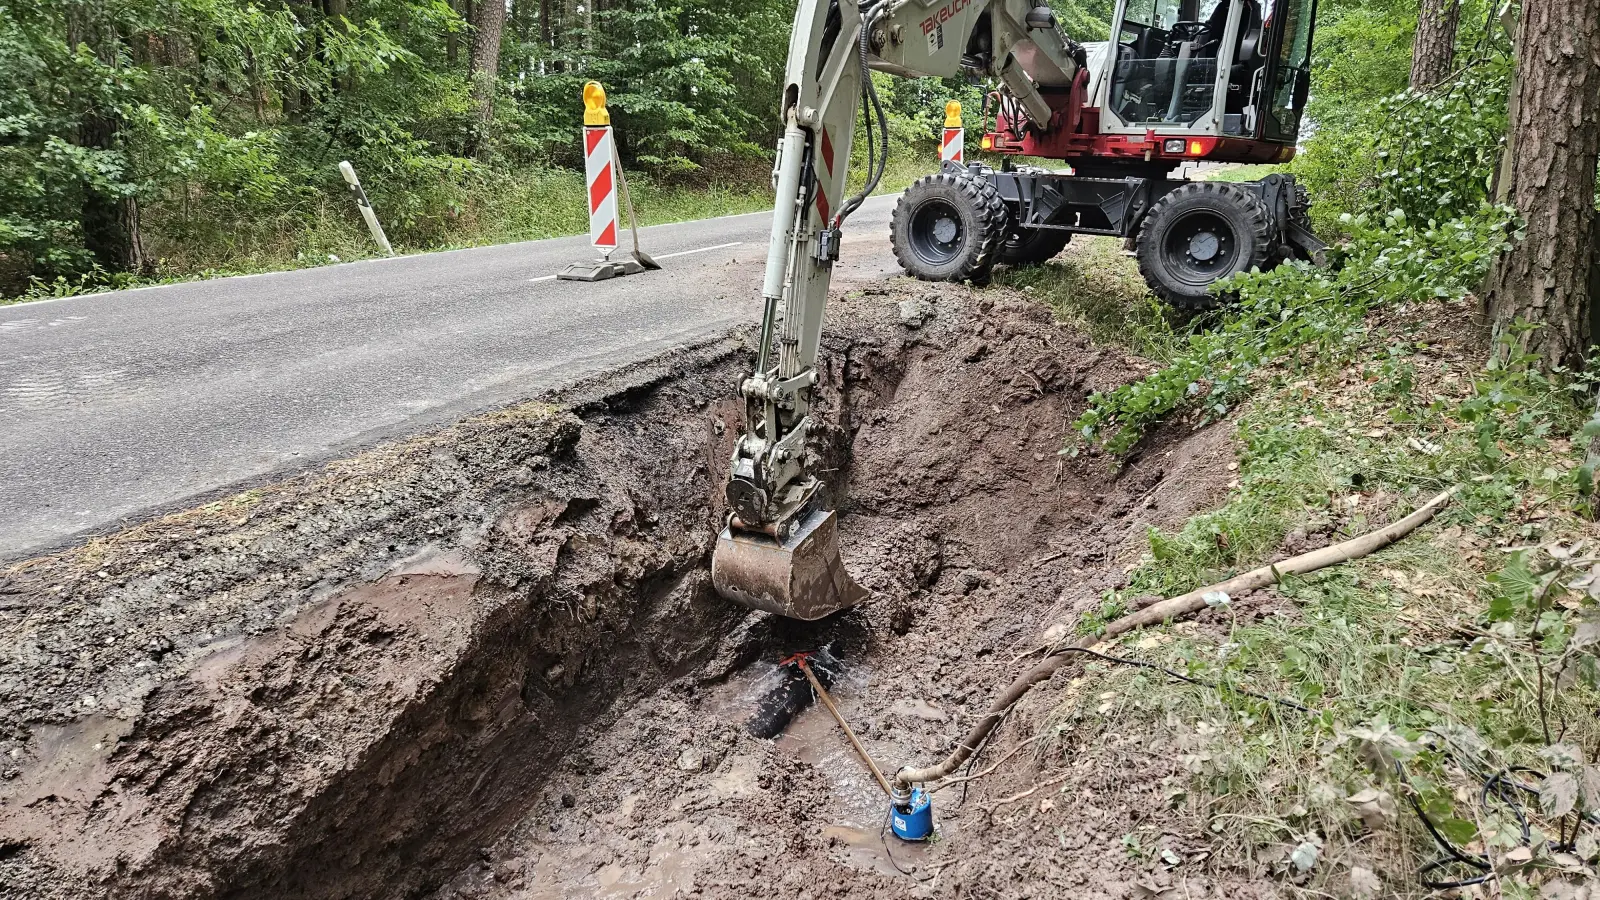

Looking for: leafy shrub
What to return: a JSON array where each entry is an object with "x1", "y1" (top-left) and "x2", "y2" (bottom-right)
[{"x1": 1073, "y1": 205, "x2": 1519, "y2": 456}]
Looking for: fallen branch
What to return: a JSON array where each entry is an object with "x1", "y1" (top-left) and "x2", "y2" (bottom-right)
[{"x1": 893, "y1": 486, "x2": 1461, "y2": 789}]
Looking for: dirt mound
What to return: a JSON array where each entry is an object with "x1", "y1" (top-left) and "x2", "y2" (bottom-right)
[{"x1": 1, "y1": 276, "x2": 1236, "y2": 900}]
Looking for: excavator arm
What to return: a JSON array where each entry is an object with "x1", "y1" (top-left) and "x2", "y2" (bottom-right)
[{"x1": 711, "y1": 0, "x2": 1082, "y2": 620}]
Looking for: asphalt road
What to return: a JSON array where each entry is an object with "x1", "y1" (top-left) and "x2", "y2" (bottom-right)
[{"x1": 0, "y1": 195, "x2": 902, "y2": 559}]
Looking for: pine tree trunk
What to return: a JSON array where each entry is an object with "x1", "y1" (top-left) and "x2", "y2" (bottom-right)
[
  {"x1": 69, "y1": 2, "x2": 147, "y2": 276},
  {"x1": 1482, "y1": 0, "x2": 1600, "y2": 373},
  {"x1": 466, "y1": 0, "x2": 505, "y2": 158},
  {"x1": 1410, "y1": 0, "x2": 1461, "y2": 90},
  {"x1": 446, "y1": 0, "x2": 460, "y2": 66},
  {"x1": 79, "y1": 112, "x2": 147, "y2": 275}
]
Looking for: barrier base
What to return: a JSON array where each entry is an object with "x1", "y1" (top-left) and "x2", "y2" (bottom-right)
[{"x1": 557, "y1": 258, "x2": 646, "y2": 282}]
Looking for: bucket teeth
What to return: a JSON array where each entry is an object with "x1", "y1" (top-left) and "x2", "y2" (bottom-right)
[{"x1": 711, "y1": 508, "x2": 865, "y2": 621}]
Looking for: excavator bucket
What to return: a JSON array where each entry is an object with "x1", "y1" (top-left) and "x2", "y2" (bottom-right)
[{"x1": 711, "y1": 507, "x2": 866, "y2": 621}]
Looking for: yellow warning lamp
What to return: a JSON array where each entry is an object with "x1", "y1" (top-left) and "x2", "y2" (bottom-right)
[
  {"x1": 944, "y1": 100, "x2": 963, "y2": 129},
  {"x1": 583, "y1": 81, "x2": 611, "y2": 127},
  {"x1": 980, "y1": 134, "x2": 994, "y2": 151}
]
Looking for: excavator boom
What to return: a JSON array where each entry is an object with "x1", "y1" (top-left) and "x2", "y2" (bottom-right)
[{"x1": 711, "y1": 0, "x2": 1079, "y2": 620}]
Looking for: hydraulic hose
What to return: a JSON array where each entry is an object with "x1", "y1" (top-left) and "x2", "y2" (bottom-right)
[{"x1": 836, "y1": 2, "x2": 889, "y2": 225}]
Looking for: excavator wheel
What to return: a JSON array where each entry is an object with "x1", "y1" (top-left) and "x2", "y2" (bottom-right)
[
  {"x1": 1136, "y1": 182, "x2": 1273, "y2": 310},
  {"x1": 891, "y1": 172, "x2": 1008, "y2": 284},
  {"x1": 998, "y1": 225, "x2": 1072, "y2": 267}
]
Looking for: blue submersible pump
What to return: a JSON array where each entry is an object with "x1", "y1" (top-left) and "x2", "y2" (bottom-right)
[{"x1": 889, "y1": 784, "x2": 934, "y2": 841}]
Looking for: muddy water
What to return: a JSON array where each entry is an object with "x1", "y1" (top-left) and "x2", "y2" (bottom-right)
[{"x1": 497, "y1": 657, "x2": 947, "y2": 898}]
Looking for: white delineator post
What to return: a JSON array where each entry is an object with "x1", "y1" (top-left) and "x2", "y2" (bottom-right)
[
  {"x1": 583, "y1": 82, "x2": 621, "y2": 255},
  {"x1": 338, "y1": 161, "x2": 395, "y2": 257},
  {"x1": 941, "y1": 101, "x2": 964, "y2": 167}
]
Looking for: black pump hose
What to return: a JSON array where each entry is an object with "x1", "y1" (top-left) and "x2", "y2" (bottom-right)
[{"x1": 836, "y1": 1, "x2": 890, "y2": 225}]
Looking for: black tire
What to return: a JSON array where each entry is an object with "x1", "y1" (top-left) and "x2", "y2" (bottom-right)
[
  {"x1": 891, "y1": 172, "x2": 1008, "y2": 283},
  {"x1": 998, "y1": 226, "x2": 1072, "y2": 267},
  {"x1": 1136, "y1": 182, "x2": 1273, "y2": 310}
]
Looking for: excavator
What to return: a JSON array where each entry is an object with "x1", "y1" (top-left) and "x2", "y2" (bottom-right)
[{"x1": 711, "y1": 0, "x2": 1322, "y2": 622}]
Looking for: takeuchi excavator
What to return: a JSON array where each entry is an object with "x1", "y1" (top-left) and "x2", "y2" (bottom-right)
[{"x1": 711, "y1": 0, "x2": 1322, "y2": 621}]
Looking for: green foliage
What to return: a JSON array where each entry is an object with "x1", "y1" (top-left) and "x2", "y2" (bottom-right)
[
  {"x1": 1284, "y1": 0, "x2": 1511, "y2": 231},
  {"x1": 1370, "y1": 63, "x2": 1510, "y2": 224},
  {"x1": 1059, "y1": 311, "x2": 1600, "y2": 890},
  {"x1": 1302, "y1": 0, "x2": 1418, "y2": 134},
  {"x1": 1073, "y1": 205, "x2": 1519, "y2": 456},
  {"x1": 1049, "y1": 0, "x2": 1117, "y2": 41},
  {"x1": 504, "y1": 0, "x2": 793, "y2": 171},
  {"x1": 0, "y1": 0, "x2": 958, "y2": 296}
]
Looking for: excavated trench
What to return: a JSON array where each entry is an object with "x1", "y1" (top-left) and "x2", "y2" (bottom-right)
[{"x1": 0, "y1": 280, "x2": 1234, "y2": 899}]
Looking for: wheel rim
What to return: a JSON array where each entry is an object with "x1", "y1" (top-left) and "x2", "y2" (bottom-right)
[
  {"x1": 908, "y1": 199, "x2": 965, "y2": 265},
  {"x1": 1161, "y1": 209, "x2": 1239, "y2": 288}
]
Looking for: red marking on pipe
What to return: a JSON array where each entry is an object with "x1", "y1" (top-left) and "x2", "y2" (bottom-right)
[
  {"x1": 816, "y1": 187, "x2": 831, "y2": 225},
  {"x1": 596, "y1": 221, "x2": 617, "y2": 248},
  {"x1": 821, "y1": 128, "x2": 836, "y2": 175},
  {"x1": 585, "y1": 127, "x2": 608, "y2": 156}
]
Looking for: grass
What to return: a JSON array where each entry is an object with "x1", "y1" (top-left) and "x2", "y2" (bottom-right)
[
  {"x1": 1205, "y1": 163, "x2": 1289, "y2": 183},
  {"x1": 4, "y1": 143, "x2": 940, "y2": 306},
  {"x1": 994, "y1": 236, "x2": 1190, "y2": 364},
  {"x1": 1027, "y1": 297, "x2": 1600, "y2": 896}
]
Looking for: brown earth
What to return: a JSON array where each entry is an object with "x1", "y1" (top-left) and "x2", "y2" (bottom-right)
[{"x1": 0, "y1": 269, "x2": 1260, "y2": 900}]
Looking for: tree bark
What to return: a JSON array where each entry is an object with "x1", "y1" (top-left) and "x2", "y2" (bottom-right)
[
  {"x1": 68, "y1": 2, "x2": 147, "y2": 276},
  {"x1": 1482, "y1": 0, "x2": 1600, "y2": 373},
  {"x1": 447, "y1": 0, "x2": 460, "y2": 65},
  {"x1": 78, "y1": 112, "x2": 147, "y2": 275},
  {"x1": 1410, "y1": 0, "x2": 1461, "y2": 90},
  {"x1": 466, "y1": 0, "x2": 505, "y2": 158}
]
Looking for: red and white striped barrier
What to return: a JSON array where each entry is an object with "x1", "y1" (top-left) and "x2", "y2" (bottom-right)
[
  {"x1": 559, "y1": 82, "x2": 658, "y2": 282},
  {"x1": 941, "y1": 100, "x2": 964, "y2": 166},
  {"x1": 583, "y1": 84, "x2": 621, "y2": 254}
]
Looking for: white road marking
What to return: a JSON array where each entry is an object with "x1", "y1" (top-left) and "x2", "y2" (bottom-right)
[
  {"x1": 527, "y1": 241, "x2": 744, "y2": 283},
  {"x1": 652, "y1": 241, "x2": 744, "y2": 260},
  {"x1": 6, "y1": 195, "x2": 899, "y2": 308}
]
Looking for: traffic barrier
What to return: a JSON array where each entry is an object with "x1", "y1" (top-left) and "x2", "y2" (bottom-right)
[
  {"x1": 583, "y1": 83, "x2": 620, "y2": 253},
  {"x1": 559, "y1": 82, "x2": 658, "y2": 281},
  {"x1": 941, "y1": 101, "x2": 964, "y2": 166}
]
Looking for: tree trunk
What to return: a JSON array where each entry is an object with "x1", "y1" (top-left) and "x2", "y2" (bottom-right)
[
  {"x1": 1482, "y1": 0, "x2": 1600, "y2": 373},
  {"x1": 78, "y1": 111, "x2": 147, "y2": 275},
  {"x1": 325, "y1": 0, "x2": 353, "y2": 93},
  {"x1": 1410, "y1": 0, "x2": 1461, "y2": 90},
  {"x1": 466, "y1": 0, "x2": 505, "y2": 158},
  {"x1": 447, "y1": 0, "x2": 460, "y2": 65},
  {"x1": 69, "y1": 2, "x2": 147, "y2": 276}
]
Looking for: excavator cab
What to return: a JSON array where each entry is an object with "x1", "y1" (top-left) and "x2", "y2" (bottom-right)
[{"x1": 1105, "y1": 0, "x2": 1316, "y2": 144}]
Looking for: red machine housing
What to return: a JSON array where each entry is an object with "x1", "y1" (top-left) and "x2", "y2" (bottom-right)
[{"x1": 981, "y1": 70, "x2": 1295, "y2": 166}]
